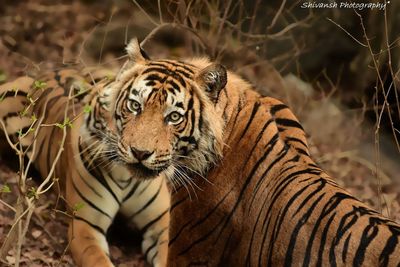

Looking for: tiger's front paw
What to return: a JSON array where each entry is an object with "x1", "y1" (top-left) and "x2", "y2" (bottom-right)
[{"x1": 79, "y1": 247, "x2": 114, "y2": 267}]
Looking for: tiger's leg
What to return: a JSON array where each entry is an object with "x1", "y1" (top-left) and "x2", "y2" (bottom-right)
[
  {"x1": 121, "y1": 176, "x2": 170, "y2": 267},
  {"x1": 66, "y1": 172, "x2": 120, "y2": 267},
  {"x1": 69, "y1": 218, "x2": 114, "y2": 267}
]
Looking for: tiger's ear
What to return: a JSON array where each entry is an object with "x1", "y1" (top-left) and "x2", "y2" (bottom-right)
[
  {"x1": 196, "y1": 63, "x2": 227, "y2": 103},
  {"x1": 126, "y1": 38, "x2": 150, "y2": 62},
  {"x1": 116, "y1": 38, "x2": 149, "y2": 81}
]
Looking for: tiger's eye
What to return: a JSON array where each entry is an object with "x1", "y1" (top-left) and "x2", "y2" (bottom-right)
[
  {"x1": 167, "y1": 111, "x2": 183, "y2": 124},
  {"x1": 128, "y1": 100, "x2": 141, "y2": 113}
]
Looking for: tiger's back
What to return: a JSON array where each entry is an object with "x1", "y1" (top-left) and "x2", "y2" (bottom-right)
[
  {"x1": 0, "y1": 68, "x2": 106, "y2": 162},
  {"x1": 167, "y1": 65, "x2": 400, "y2": 266}
]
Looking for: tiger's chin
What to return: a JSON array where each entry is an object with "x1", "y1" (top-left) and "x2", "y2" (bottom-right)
[{"x1": 126, "y1": 163, "x2": 167, "y2": 179}]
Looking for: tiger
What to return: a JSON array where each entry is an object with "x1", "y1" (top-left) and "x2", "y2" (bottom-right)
[
  {"x1": 89, "y1": 41, "x2": 398, "y2": 266},
  {"x1": 0, "y1": 40, "x2": 178, "y2": 267},
  {"x1": 2, "y1": 38, "x2": 400, "y2": 267},
  {"x1": 156, "y1": 57, "x2": 400, "y2": 265}
]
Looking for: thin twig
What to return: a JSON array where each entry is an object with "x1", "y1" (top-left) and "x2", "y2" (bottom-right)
[
  {"x1": 326, "y1": 18, "x2": 368, "y2": 47},
  {"x1": 131, "y1": 0, "x2": 159, "y2": 26}
]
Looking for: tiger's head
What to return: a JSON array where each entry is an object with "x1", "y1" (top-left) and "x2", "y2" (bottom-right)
[{"x1": 89, "y1": 39, "x2": 226, "y2": 180}]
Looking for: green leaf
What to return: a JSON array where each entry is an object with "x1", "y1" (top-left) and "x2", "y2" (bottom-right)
[
  {"x1": 73, "y1": 202, "x2": 85, "y2": 211},
  {"x1": 33, "y1": 80, "x2": 47, "y2": 90},
  {"x1": 55, "y1": 123, "x2": 64, "y2": 129},
  {"x1": 19, "y1": 108, "x2": 28, "y2": 117},
  {"x1": 76, "y1": 85, "x2": 88, "y2": 96},
  {"x1": 27, "y1": 186, "x2": 37, "y2": 199},
  {"x1": 64, "y1": 117, "x2": 72, "y2": 128},
  {"x1": 83, "y1": 104, "x2": 92, "y2": 114},
  {"x1": 0, "y1": 184, "x2": 11, "y2": 193}
]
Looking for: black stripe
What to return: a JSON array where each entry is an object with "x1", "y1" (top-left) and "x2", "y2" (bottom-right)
[
  {"x1": 263, "y1": 170, "x2": 323, "y2": 265},
  {"x1": 198, "y1": 102, "x2": 204, "y2": 133},
  {"x1": 189, "y1": 109, "x2": 196, "y2": 136},
  {"x1": 3, "y1": 112, "x2": 21, "y2": 121},
  {"x1": 74, "y1": 215, "x2": 106, "y2": 235},
  {"x1": 379, "y1": 226, "x2": 400, "y2": 266},
  {"x1": 263, "y1": 177, "x2": 324, "y2": 265},
  {"x1": 140, "y1": 209, "x2": 168, "y2": 233},
  {"x1": 169, "y1": 80, "x2": 181, "y2": 93},
  {"x1": 177, "y1": 217, "x2": 225, "y2": 256},
  {"x1": 270, "y1": 103, "x2": 288, "y2": 115},
  {"x1": 79, "y1": 141, "x2": 121, "y2": 205},
  {"x1": 212, "y1": 144, "x2": 286, "y2": 251},
  {"x1": 189, "y1": 189, "x2": 231, "y2": 230},
  {"x1": 144, "y1": 228, "x2": 168, "y2": 260},
  {"x1": 154, "y1": 60, "x2": 195, "y2": 74},
  {"x1": 214, "y1": 135, "x2": 280, "y2": 242},
  {"x1": 286, "y1": 136, "x2": 308, "y2": 148},
  {"x1": 170, "y1": 195, "x2": 189, "y2": 212},
  {"x1": 2, "y1": 90, "x2": 28, "y2": 98},
  {"x1": 143, "y1": 68, "x2": 187, "y2": 88},
  {"x1": 72, "y1": 179, "x2": 112, "y2": 219},
  {"x1": 123, "y1": 180, "x2": 142, "y2": 202},
  {"x1": 251, "y1": 144, "x2": 288, "y2": 203},
  {"x1": 329, "y1": 207, "x2": 364, "y2": 266},
  {"x1": 175, "y1": 102, "x2": 184, "y2": 109},
  {"x1": 96, "y1": 171, "x2": 121, "y2": 205},
  {"x1": 238, "y1": 102, "x2": 260, "y2": 140},
  {"x1": 187, "y1": 97, "x2": 194, "y2": 110},
  {"x1": 246, "y1": 185, "x2": 275, "y2": 266},
  {"x1": 138, "y1": 181, "x2": 153, "y2": 195},
  {"x1": 316, "y1": 213, "x2": 336, "y2": 267},
  {"x1": 293, "y1": 179, "x2": 327, "y2": 216},
  {"x1": 129, "y1": 182, "x2": 163, "y2": 219},
  {"x1": 342, "y1": 233, "x2": 351, "y2": 263},
  {"x1": 169, "y1": 220, "x2": 193, "y2": 246},
  {"x1": 353, "y1": 220, "x2": 379, "y2": 267},
  {"x1": 143, "y1": 73, "x2": 165, "y2": 83},
  {"x1": 284, "y1": 193, "x2": 326, "y2": 266},
  {"x1": 76, "y1": 170, "x2": 103, "y2": 198},
  {"x1": 302, "y1": 192, "x2": 349, "y2": 266},
  {"x1": 275, "y1": 118, "x2": 304, "y2": 130},
  {"x1": 296, "y1": 147, "x2": 310, "y2": 156},
  {"x1": 226, "y1": 100, "x2": 244, "y2": 137},
  {"x1": 151, "y1": 251, "x2": 158, "y2": 265},
  {"x1": 107, "y1": 169, "x2": 132, "y2": 191}
]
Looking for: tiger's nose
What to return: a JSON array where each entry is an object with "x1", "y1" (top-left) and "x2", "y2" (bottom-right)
[{"x1": 131, "y1": 147, "x2": 153, "y2": 161}]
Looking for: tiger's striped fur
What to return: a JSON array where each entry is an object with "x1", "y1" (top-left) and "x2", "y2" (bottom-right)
[
  {"x1": 2, "y1": 38, "x2": 399, "y2": 267},
  {"x1": 163, "y1": 60, "x2": 400, "y2": 266},
  {"x1": 0, "y1": 59, "x2": 171, "y2": 265}
]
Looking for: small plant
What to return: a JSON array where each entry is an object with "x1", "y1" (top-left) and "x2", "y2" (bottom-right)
[{"x1": 33, "y1": 80, "x2": 47, "y2": 90}]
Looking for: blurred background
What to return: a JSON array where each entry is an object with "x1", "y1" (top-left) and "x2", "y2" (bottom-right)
[{"x1": 0, "y1": 0, "x2": 399, "y2": 266}]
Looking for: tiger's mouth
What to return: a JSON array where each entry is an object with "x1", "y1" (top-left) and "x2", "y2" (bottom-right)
[{"x1": 127, "y1": 163, "x2": 167, "y2": 179}]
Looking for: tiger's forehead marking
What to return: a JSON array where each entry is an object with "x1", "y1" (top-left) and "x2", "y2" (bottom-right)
[
  {"x1": 143, "y1": 60, "x2": 196, "y2": 87},
  {"x1": 129, "y1": 60, "x2": 197, "y2": 107},
  {"x1": 124, "y1": 60, "x2": 196, "y2": 110}
]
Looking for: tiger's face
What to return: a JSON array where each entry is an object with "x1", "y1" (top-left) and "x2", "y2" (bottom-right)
[
  {"x1": 113, "y1": 67, "x2": 200, "y2": 179},
  {"x1": 95, "y1": 39, "x2": 226, "y2": 180}
]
